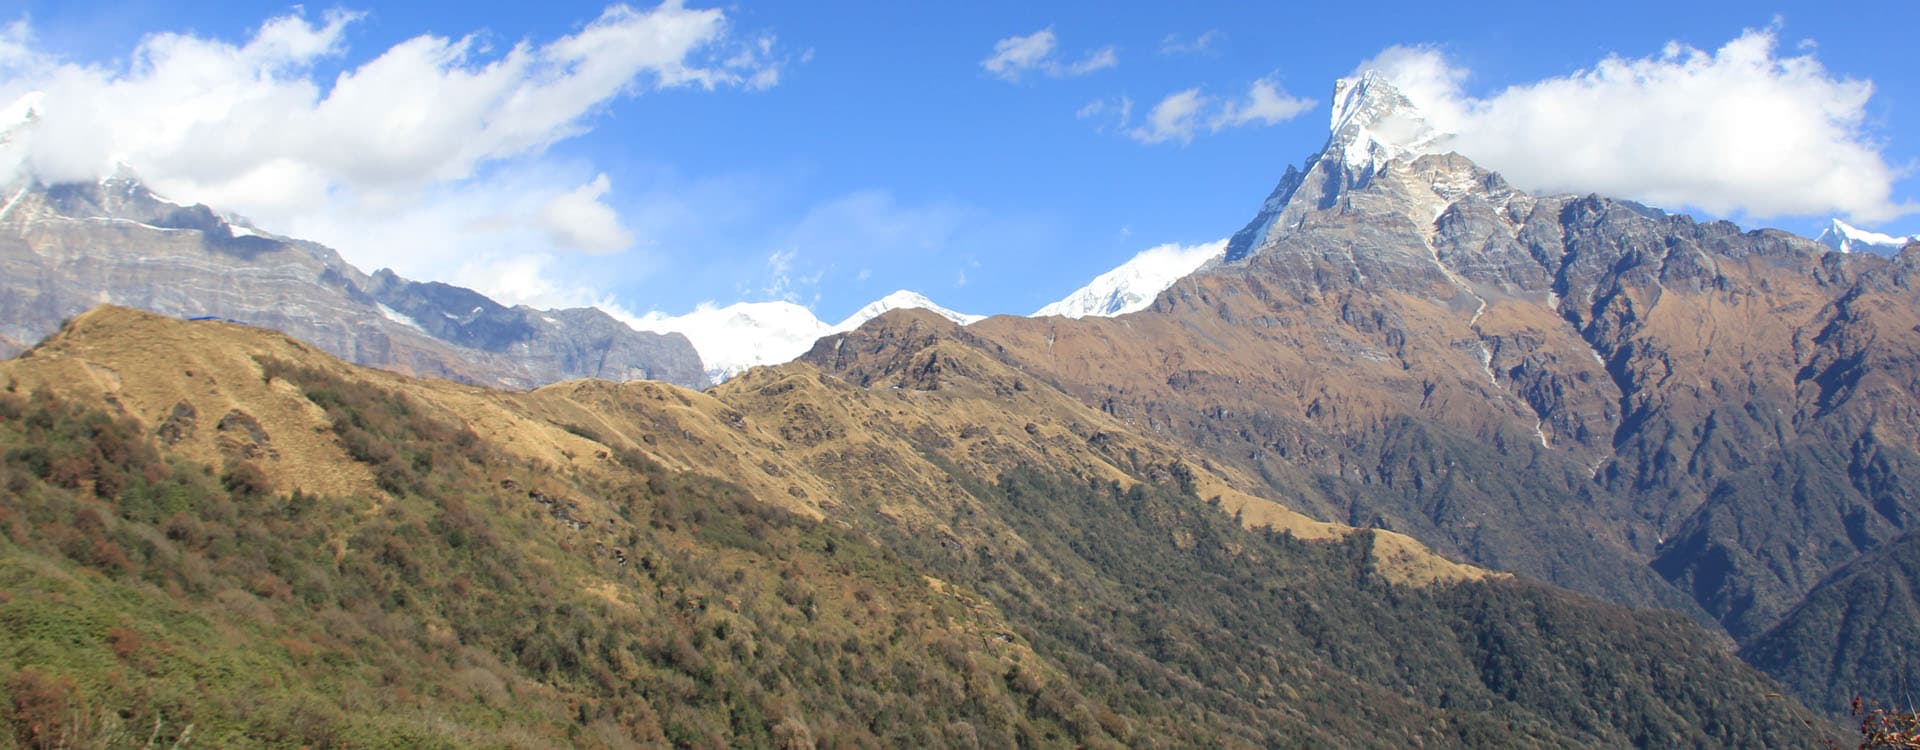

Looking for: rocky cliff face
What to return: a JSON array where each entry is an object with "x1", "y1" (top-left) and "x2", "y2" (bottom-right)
[
  {"x1": 893, "y1": 74, "x2": 1920, "y2": 712},
  {"x1": 0, "y1": 176, "x2": 708, "y2": 389}
]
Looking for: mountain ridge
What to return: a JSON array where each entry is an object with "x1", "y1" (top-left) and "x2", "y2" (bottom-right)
[
  {"x1": 0, "y1": 303, "x2": 1836, "y2": 746},
  {"x1": 1035, "y1": 239, "x2": 1227, "y2": 319},
  {"x1": 0, "y1": 175, "x2": 711, "y2": 390},
  {"x1": 915, "y1": 69, "x2": 1920, "y2": 715},
  {"x1": 1815, "y1": 217, "x2": 1919, "y2": 256}
]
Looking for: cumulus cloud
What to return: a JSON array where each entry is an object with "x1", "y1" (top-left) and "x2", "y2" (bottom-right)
[
  {"x1": 981, "y1": 28, "x2": 1117, "y2": 82},
  {"x1": 1356, "y1": 29, "x2": 1911, "y2": 223},
  {"x1": 540, "y1": 173, "x2": 633, "y2": 253},
  {"x1": 0, "y1": 2, "x2": 784, "y2": 304},
  {"x1": 1124, "y1": 77, "x2": 1314, "y2": 145}
]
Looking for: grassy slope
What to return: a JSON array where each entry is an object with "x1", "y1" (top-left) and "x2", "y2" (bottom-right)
[
  {"x1": 0, "y1": 379, "x2": 1121, "y2": 748},
  {"x1": 0, "y1": 309, "x2": 1838, "y2": 747}
]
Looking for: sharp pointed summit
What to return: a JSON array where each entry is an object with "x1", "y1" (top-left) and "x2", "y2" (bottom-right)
[
  {"x1": 1225, "y1": 71, "x2": 1458, "y2": 263},
  {"x1": 1328, "y1": 71, "x2": 1448, "y2": 178},
  {"x1": 1815, "y1": 217, "x2": 1918, "y2": 256}
]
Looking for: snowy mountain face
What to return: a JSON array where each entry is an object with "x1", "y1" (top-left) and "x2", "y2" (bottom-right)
[
  {"x1": 835, "y1": 290, "x2": 983, "y2": 331},
  {"x1": 1035, "y1": 239, "x2": 1226, "y2": 318},
  {"x1": 626, "y1": 301, "x2": 834, "y2": 384},
  {"x1": 0, "y1": 92, "x2": 44, "y2": 183},
  {"x1": 1815, "y1": 218, "x2": 1918, "y2": 256},
  {"x1": 632, "y1": 290, "x2": 981, "y2": 384},
  {"x1": 1328, "y1": 72, "x2": 1447, "y2": 180},
  {"x1": 1225, "y1": 72, "x2": 1452, "y2": 263}
]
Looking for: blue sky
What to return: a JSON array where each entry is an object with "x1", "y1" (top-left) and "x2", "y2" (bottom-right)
[{"x1": 4, "y1": 0, "x2": 1917, "y2": 322}]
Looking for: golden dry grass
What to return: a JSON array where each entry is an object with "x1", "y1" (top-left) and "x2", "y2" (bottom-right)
[{"x1": 3, "y1": 305, "x2": 1490, "y2": 587}]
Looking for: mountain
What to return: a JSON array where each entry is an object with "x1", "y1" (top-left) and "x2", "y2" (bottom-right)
[
  {"x1": 1035, "y1": 239, "x2": 1226, "y2": 318},
  {"x1": 835, "y1": 289, "x2": 982, "y2": 330},
  {"x1": 626, "y1": 300, "x2": 832, "y2": 384},
  {"x1": 631, "y1": 289, "x2": 979, "y2": 383},
  {"x1": 0, "y1": 174, "x2": 709, "y2": 389},
  {"x1": 0, "y1": 305, "x2": 1833, "y2": 746},
  {"x1": 1815, "y1": 217, "x2": 1918, "y2": 256},
  {"x1": 1741, "y1": 530, "x2": 1920, "y2": 717},
  {"x1": 854, "y1": 70, "x2": 1920, "y2": 715}
]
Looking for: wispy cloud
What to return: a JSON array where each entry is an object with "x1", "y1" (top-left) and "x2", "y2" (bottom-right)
[
  {"x1": 1357, "y1": 27, "x2": 1912, "y2": 222},
  {"x1": 1076, "y1": 95, "x2": 1133, "y2": 134},
  {"x1": 1158, "y1": 30, "x2": 1223, "y2": 57},
  {"x1": 1121, "y1": 77, "x2": 1315, "y2": 145},
  {"x1": 1210, "y1": 76, "x2": 1315, "y2": 130},
  {"x1": 761, "y1": 247, "x2": 822, "y2": 301},
  {"x1": 981, "y1": 27, "x2": 1117, "y2": 83}
]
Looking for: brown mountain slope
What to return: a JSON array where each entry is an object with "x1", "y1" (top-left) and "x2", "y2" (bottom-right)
[
  {"x1": 0, "y1": 305, "x2": 1835, "y2": 746},
  {"x1": 930, "y1": 150, "x2": 1920, "y2": 644},
  {"x1": 4, "y1": 305, "x2": 1477, "y2": 588}
]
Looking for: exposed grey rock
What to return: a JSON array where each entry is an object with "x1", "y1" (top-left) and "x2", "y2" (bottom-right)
[
  {"x1": 0, "y1": 175, "x2": 709, "y2": 389},
  {"x1": 1195, "y1": 71, "x2": 1920, "y2": 650}
]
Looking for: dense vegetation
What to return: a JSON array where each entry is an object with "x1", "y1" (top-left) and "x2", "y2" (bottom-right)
[
  {"x1": 843, "y1": 449, "x2": 1830, "y2": 747},
  {"x1": 1654, "y1": 419, "x2": 1920, "y2": 641},
  {"x1": 0, "y1": 356, "x2": 1834, "y2": 747},
  {"x1": 1743, "y1": 530, "x2": 1920, "y2": 718},
  {"x1": 0, "y1": 370, "x2": 1131, "y2": 747}
]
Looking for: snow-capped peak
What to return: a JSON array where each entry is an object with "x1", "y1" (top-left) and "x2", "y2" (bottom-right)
[
  {"x1": 1036, "y1": 239, "x2": 1226, "y2": 318},
  {"x1": 625, "y1": 300, "x2": 833, "y2": 384},
  {"x1": 1816, "y1": 218, "x2": 1918, "y2": 257},
  {"x1": 1328, "y1": 71, "x2": 1446, "y2": 177},
  {"x1": 1, "y1": 91, "x2": 42, "y2": 128},
  {"x1": 624, "y1": 290, "x2": 980, "y2": 385},
  {"x1": 0, "y1": 92, "x2": 45, "y2": 183},
  {"x1": 833, "y1": 290, "x2": 983, "y2": 332}
]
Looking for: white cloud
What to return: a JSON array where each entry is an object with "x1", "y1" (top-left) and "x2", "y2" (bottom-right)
[
  {"x1": 451, "y1": 253, "x2": 590, "y2": 310},
  {"x1": 0, "y1": 2, "x2": 785, "y2": 304},
  {"x1": 1356, "y1": 29, "x2": 1911, "y2": 223},
  {"x1": 1211, "y1": 76, "x2": 1315, "y2": 130},
  {"x1": 1349, "y1": 45, "x2": 1472, "y2": 131},
  {"x1": 540, "y1": 173, "x2": 633, "y2": 253},
  {"x1": 1129, "y1": 89, "x2": 1208, "y2": 144},
  {"x1": 1159, "y1": 30, "x2": 1222, "y2": 57},
  {"x1": 1119, "y1": 78, "x2": 1314, "y2": 145},
  {"x1": 1063, "y1": 46, "x2": 1118, "y2": 77},
  {"x1": 982, "y1": 29, "x2": 1056, "y2": 81},
  {"x1": 541, "y1": 171, "x2": 637, "y2": 253},
  {"x1": 763, "y1": 246, "x2": 800, "y2": 300},
  {"x1": 981, "y1": 27, "x2": 1116, "y2": 82}
]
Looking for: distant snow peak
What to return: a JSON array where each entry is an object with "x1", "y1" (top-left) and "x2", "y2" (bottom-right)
[
  {"x1": 1037, "y1": 239, "x2": 1227, "y2": 319},
  {"x1": 1328, "y1": 71, "x2": 1447, "y2": 177},
  {"x1": 1816, "y1": 218, "x2": 1918, "y2": 257},
  {"x1": 0, "y1": 95, "x2": 42, "y2": 189},
  {"x1": 1, "y1": 91, "x2": 44, "y2": 125},
  {"x1": 626, "y1": 300, "x2": 832, "y2": 385},
  {"x1": 834, "y1": 289, "x2": 982, "y2": 332},
  {"x1": 629, "y1": 290, "x2": 979, "y2": 385}
]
